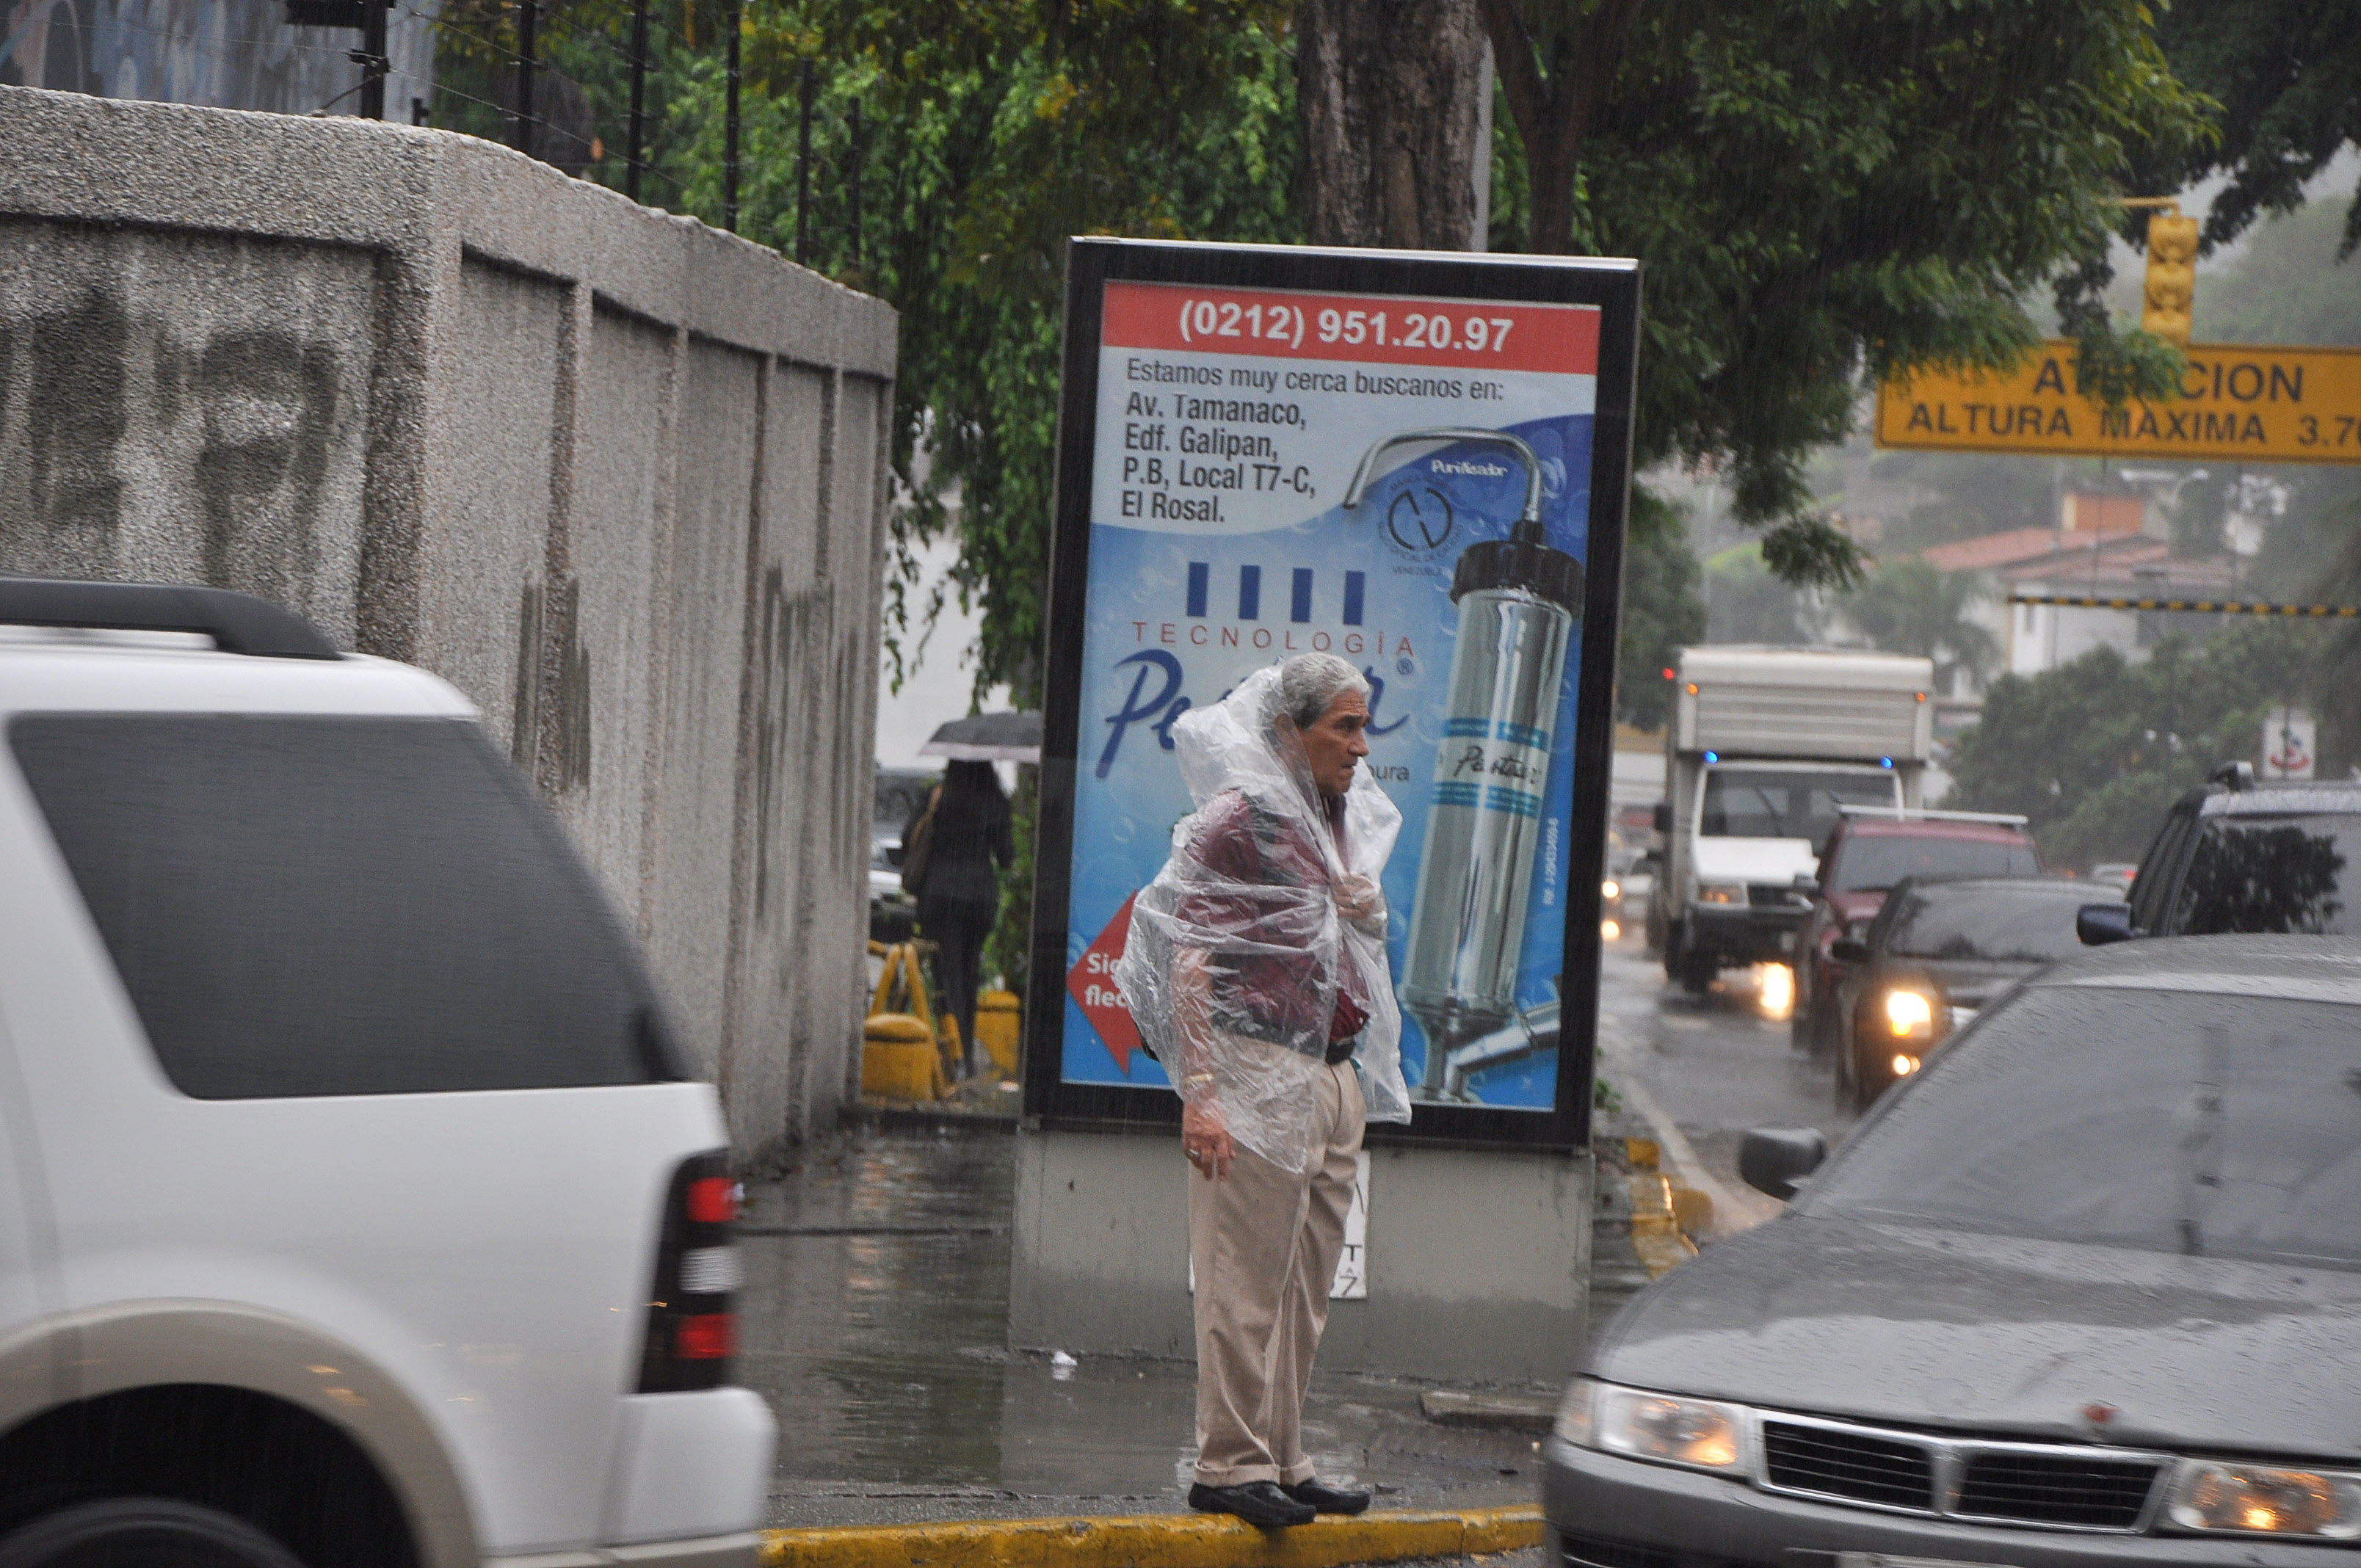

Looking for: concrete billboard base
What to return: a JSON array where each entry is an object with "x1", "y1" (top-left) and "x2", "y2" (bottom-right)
[{"x1": 1009, "y1": 1123, "x2": 1593, "y2": 1385}]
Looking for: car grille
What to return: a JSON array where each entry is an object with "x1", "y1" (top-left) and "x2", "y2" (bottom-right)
[
  {"x1": 1762, "y1": 1420, "x2": 1935, "y2": 1509},
  {"x1": 1746, "y1": 884, "x2": 1810, "y2": 910},
  {"x1": 1956, "y1": 1451, "x2": 2164, "y2": 1529},
  {"x1": 1753, "y1": 1412, "x2": 2166, "y2": 1533}
]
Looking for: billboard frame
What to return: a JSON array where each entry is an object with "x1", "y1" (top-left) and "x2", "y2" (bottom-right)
[{"x1": 1022, "y1": 236, "x2": 1642, "y2": 1154}]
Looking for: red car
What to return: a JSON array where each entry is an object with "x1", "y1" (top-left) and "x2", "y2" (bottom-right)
[{"x1": 1791, "y1": 809, "x2": 2042, "y2": 1055}]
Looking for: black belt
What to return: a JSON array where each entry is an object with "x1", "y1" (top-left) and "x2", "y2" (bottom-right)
[{"x1": 1324, "y1": 1038, "x2": 1357, "y2": 1065}]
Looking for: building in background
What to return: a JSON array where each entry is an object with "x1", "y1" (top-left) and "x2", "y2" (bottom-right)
[{"x1": 1, "y1": 0, "x2": 437, "y2": 124}]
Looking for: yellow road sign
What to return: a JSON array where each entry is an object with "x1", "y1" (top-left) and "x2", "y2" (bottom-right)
[{"x1": 1876, "y1": 340, "x2": 2361, "y2": 463}]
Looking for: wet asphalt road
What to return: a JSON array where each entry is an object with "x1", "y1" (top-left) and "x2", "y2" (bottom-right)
[
  {"x1": 744, "y1": 935, "x2": 1845, "y2": 1529},
  {"x1": 1592, "y1": 933, "x2": 1860, "y2": 1241}
]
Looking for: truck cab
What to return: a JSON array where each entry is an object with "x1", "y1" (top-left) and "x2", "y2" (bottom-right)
[{"x1": 1649, "y1": 647, "x2": 1934, "y2": 996}]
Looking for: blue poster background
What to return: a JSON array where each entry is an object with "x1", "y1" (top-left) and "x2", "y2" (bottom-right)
[{"x1": 1064, "y1": 413, "x2": 1597, "y2": 1108}]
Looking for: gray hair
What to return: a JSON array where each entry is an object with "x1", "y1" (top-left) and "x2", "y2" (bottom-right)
[{"x1": 1275, "y1": 652, "x2": 1371, "y2": 731}]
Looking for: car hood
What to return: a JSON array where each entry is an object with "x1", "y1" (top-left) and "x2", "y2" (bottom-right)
[
  {"x1": 1869, "y1": 957, "x2": 2037, "y2": 1011},
  {"x1": 1825, "y1": 888, "x2": 1887, "y2": 926},
  {"x1": 1592, "y1": 1213, "x2": 2361, "y2": 1462},
  {"x1": 1693, "y1": 837, "x2": 1818, "y2": 886}
]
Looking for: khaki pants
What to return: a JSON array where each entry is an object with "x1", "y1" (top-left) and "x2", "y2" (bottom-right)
[{"x1": 1187, "y1": 1057, "x2": 1366, "y2": 1487}]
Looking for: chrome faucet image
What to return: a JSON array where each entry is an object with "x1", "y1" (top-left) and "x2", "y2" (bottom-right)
[{"x1": 1343, "y1": 428, "x2": 1584, "y2": 1100}]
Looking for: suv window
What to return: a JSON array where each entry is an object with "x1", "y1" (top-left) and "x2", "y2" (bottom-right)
[
  {"x1": 2128, "y1": 808, "x2": 2192, "y2": 932},
  {"x1": 1813, "y1": 985, "x2": 2361, "y2": 1268},
  {"x1": 2169, "y1": 815, "x2": 2359, "y2": 935},
  {"x1": 11, "y1": 714, "x2": 683, "y2": 1098},
  {"x1": 1832, "y1": 834, "x2": 2039, "y2": 893}
]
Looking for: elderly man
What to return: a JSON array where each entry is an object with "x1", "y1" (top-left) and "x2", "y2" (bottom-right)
[{"x1": 1118, "y1": 652, "x2": 1410, "y2": 1528}]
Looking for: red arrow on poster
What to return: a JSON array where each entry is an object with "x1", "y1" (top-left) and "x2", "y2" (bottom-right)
[{"x1": 1067, "y1": 891, "x2": 1144, "y2": 1073}]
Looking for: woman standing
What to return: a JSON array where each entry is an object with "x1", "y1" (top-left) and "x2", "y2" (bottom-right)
[{"x1": 903, "y1": 760, "x2": 1014, "y2": 1074}]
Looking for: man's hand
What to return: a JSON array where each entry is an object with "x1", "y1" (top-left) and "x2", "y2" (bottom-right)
[
  {"x1": 1182, "y1": 1097, "x2": 1235, "y2": 1180},
  {"x1": 1334, "y1": 873, "x2": 1383, "y2": 925}
]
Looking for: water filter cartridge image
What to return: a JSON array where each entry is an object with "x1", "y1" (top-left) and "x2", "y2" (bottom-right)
[{"x1": 1342, "y1": 429, "x2": 1584, "y2": 1100}]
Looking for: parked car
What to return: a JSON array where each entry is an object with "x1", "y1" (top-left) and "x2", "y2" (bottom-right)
[
  {"x1": 0, "y1": 581, "x2": 772, "y2": 1568},
  {"x1": 1551, "y1": 932, "x2": 2361, "y2": 1568},
  {"x1": 1828, "y1": 874, "x2": 2118, "y2": 1110},
  {"x1": 1792, "y1": 807, "x2": 2042, "y2": 1053},
  {"x1": 2081, "y1": 761, "x2": 2361, "y2": 946}
]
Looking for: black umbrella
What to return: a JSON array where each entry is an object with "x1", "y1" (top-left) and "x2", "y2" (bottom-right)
[{"x1": 918, "y1": 711, "x2": 1042, "y2": 763}]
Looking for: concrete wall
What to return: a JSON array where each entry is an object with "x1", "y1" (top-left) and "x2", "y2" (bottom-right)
[
  {"x1": 1009, "y1": 1126, "x2": 1593, "y2": 1384},
  {"x1": 0, "y1": 84, "x2": 898, "y2": 1169}
]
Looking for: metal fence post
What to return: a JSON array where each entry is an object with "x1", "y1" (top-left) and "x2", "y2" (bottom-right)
[
  {"x1": 625, "y1": 0, "x2": 650, "y2": 200},
  {"x1": 847, "y1": 95, "x2": 862, "y2": 276},
  {"x1": 722, "y1": 0, "x2": 741, "y2": 232},
  {"x1": 511, "y1": 0, "x2": 537, "y2": 153},
  {"x1": 796, "y1": 59, "x2": 813, "y2": 266},
  {"x1": 358, "y1": 0, "x2": 388, "y2": 117}
]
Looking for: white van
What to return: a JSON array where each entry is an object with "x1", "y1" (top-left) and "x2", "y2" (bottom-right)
[{"x1": 0, "y1": 580, "x2": 774, "y2": 1568}]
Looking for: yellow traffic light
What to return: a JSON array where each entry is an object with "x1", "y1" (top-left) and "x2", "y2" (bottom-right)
[{"x1": 2141, "y1": 210, "x2": 2199, "y2": 348}]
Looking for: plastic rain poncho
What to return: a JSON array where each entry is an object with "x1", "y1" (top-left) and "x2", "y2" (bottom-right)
[{"x1": 1114, "y1": 666, "x2": 1410, "y2": 1172}]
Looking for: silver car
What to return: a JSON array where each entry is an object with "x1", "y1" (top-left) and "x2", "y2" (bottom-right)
[{"x1": 1550, "y1": 934, "x2": 2361, "y2": 1565}]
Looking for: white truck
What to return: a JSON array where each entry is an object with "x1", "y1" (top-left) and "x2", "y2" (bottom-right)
[{"x1": 1646, "y1": 646, "x2": 1936, "y2": 993}]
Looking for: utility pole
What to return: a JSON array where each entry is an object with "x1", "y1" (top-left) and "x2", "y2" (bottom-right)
[
  {"x1": 510, "y1": 0, "x2": 537, "y2": 155},
  {"x1": 625, "y1": 0, "x2": 650, "y2": 200},
  {"x1": 795, "y1": 60, "x2": 814, "y2": 266},
  {"x1": 722, "y1": 0, "x2": 741, "y2": 231}
]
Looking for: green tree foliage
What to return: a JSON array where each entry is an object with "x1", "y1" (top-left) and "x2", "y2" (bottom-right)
[
  {"x1": 2131, "y1": 0, "x2": 2361, "y2": 258},
  {"x1": 1838, "y1": 558, "x2": 1998, "y2": 697},
  {"x1": 1946, "y1": 620, "x2": 2327, "y2": 867},
  {"x1": 1614, "y1": 489, "x2": 1703, "y2": 730},
  {"x1": 1479, "y1": 0, "x2": 2208, "y2": 578}
]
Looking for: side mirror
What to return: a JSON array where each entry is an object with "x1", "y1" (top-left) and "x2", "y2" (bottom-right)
[
  {"x1": 1652, "y1": 801, "x2": 1672, "y2": 835},
  {"x1": 2077, "y1": 903, "x2": 2135, "y2": 946},
  {"x1": 1830, "y1": 936, "x2": 1870, "y2": 964},
  {"x1": 1740, "y1": 1125, "x2": 1828, "y2": 1200}
]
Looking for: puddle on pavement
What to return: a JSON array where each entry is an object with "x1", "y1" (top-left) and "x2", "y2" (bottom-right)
[{"x1": 738, "y1": 1127, "x2": 1539, "y2": 1508}]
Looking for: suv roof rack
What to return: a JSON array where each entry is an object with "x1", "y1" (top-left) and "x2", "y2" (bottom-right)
[
  {"x1": 0, "y1": 578, "x2": 339, "y2": 661},
  {"x1": 1835, "y1": 804, "x2": 2030, "y2": 827}
]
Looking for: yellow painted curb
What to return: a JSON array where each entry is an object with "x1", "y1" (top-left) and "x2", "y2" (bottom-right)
[
  {"x1": 1626, "y1": 1174, "x2": 1700, "y2": 1279},
  {"x1": 761, "y1": 1504, "x2": 1545, "y2": 1568}
]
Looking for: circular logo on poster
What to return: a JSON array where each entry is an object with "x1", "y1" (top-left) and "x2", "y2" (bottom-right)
[{"x1": 1386, "y1": 487, "x2": 1455, "y2": 552}]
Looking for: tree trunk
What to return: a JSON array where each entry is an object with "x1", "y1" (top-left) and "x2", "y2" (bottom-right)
[{"x1": 1297, "y1": 0, "x2": 1490, "y2": 250}]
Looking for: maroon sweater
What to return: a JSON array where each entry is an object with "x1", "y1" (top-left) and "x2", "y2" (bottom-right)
[{"x1": 1174, "y1": 788, "x2": 1368, "y2": 1048}]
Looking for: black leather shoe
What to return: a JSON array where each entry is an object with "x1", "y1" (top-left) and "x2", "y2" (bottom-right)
[
  {"x1": 1283, "y1": 1478, "x2": 1371, "y2": 1515},
  {"x1": 1188, "y1": 1481, "x2": 1316, "y2": 1527}
]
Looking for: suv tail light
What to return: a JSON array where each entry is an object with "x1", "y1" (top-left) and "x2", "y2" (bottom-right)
[{"x1": 638, "y1": 1150, "x2": 743, "y2": 1392}]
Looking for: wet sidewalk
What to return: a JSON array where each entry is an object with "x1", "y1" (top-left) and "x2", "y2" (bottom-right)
[{"x1": 736, "y1": 1121, "x2": 1549, "y2": 1531}]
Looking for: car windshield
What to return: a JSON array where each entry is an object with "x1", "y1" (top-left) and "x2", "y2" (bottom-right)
[
  {"x1": 1700, "y1": 769, "x2": 1896, "y2": 841},
  {"x1": 1812, "y1": 985, "x2": 2361, "y2": 1268},
  {"x1": 1835, "y1": 834, "x2": 2039, "y2": 893},
  {"x1": 1882, "y1": 883, "x2": 2095, "y2": 962},
  {"x1": 2172, "y1": 815, "x2": 2361, "y2": 935}
]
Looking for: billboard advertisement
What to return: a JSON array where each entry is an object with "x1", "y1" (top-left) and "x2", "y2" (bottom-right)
[{"x1": 1027, "y1": 239, "x2": 1639, "y2": 1150}]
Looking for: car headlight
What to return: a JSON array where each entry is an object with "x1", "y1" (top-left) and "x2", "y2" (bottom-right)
[
  {"x1": 1696, "y1": 882, "x2": 1747, "y2": 906},
  {"x1": 1568, "y1": 1381, "x2": 1747, "y2": 1472},
  {"x1": 2166, "y1": 1459, "x2": 2361, "y2": 1539},
  {"x1": 1883, "y1": 987, "x2": 1934, "y2": 1038}
]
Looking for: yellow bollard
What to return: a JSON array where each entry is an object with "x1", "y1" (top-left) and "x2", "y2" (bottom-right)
[
  {"x1": 863, "y1": 1012, "x2": 944, "y2": 1101},
  {"x1": 975, "y1": 990, "x2": 1020, "y2": 1076}
]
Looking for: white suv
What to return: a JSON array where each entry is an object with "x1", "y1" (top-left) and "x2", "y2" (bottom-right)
[{"x1": 0, "y1": 580, "x2": 774, "y2": 1568}]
